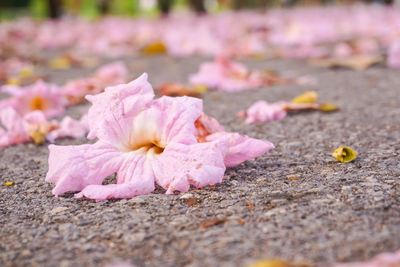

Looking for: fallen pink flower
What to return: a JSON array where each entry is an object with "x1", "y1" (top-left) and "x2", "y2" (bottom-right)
[
  {"x1": 62, "y1": 62, "x2": 128, "y2": 105},
  {"x1": 239, "y1": 101, "x2": 287, "y2": 124},
  {"x1": 93, "y1": 61, "x2": 128, "y2": 86},
  {"x1": 387, "y1": 40, "x2": 400, "y2": 69},
  {"x1": 334, "y1": 42, "x2": 353, "y2": 58},
  {"x1": 333, "y1": 249, "x2": 400, "y2": 267},
  {"x1": 189, "y1": 57, "x2": 263, "y2": 92},
  {"x1": 0, "y1": 107, "x2": 88, "y2": 148},
  {"x1": 46, "y1": 73, "x2": 274, "y2": 201},
  {"x1": 0, "y1": 107, "x2": 30, "y2": 148},
  {"x1": 46, "y1": 114, "x2": 88, "y2": 143},
  {"x1": 62, "y1": 78, "x2": 102, "y2": 105},
  {"x1": 0, "y1": 80, "x2": 67, "y2": 119}
]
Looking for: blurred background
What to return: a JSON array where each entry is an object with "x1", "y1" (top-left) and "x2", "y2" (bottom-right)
[{"x1": 0, "y1": 0, "x2": 395, "y2": 20}]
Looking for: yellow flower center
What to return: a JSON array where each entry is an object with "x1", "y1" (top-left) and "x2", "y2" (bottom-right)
[
  {"x1": 130, "y1": 140, "x2": 165, "y2": 155},
  {"x1": 29, "y1": 96, "x2": 47, "y2": 111},
  {"x1": 123, "y1": 112, "x2": 165, "y2": 155}
]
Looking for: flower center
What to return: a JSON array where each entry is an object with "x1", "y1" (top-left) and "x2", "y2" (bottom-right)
[
  {"x1": 130, "y1": 140, "x2": 164, "y2": 155},
  {"x1": 29, "y1": 96, "x2": 47, "y2": 111}
]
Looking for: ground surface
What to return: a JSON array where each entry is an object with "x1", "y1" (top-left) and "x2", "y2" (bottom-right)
[{"x1": 1, "y1": 56, "x2": 399, "y2": 267}]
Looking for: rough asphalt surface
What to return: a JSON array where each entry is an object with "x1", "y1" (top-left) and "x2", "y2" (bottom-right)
[{"x1": 1, "y1": 56, "x2": 399, "y2": 267}]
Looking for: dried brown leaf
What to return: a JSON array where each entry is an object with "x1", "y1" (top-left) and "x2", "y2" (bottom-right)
[
  {"x1": 309, "y1": 55, "x2": 382, "y2": 70},
  {"x1": 200, "y1": 218, "x2": 227, "y2": 228},
  {"x1": 245, "y1": 201, "x2": 255, "y2": 211},
  {"x1": 184, "y1": 198, "x2": 202, "y2": 206}
]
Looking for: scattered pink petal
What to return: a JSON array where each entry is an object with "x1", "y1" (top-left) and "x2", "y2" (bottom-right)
[
  {"x1": 334, "y1": 42, "x2": 353, "y2": 58},
  {"x1": 195, "y1": 113, "x2": 274, "y2": 167},
  {"x1": 240, "y1": 101, "x2": 287, "y2": 124},
  {"x1": 333, "y1": 250, "x2": 400, "y2": 267},
  {"x1": 46, "y1": 115, "x2": 89, "y2": 143},
  {"x1": 62, "y1": 61, "x2": 128, "y2": 105},
  {"x1": 94, "y1": 61, "x2": 128, "y2": 85},
  {"x1": 387, "y1": 40, "x2": 400, "y2": 69},
  {"x1": 0, "y1": 107, "x2": 30, "y2": 148},
  {"x1": 189, "y1": 57, "x2": 263, "y2": 92}
]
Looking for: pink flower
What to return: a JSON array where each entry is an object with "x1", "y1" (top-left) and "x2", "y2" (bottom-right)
[
  {"x1": 239, "y1": 101, "x2": 287, "y2": 124},
  {"x1": 46, "y1": 73, "x2": 273, "y2": 201},
  {"x1": 63, "y1": 78, "x2": 103, "y2": 105},
  {"x1": 189, "y1": 57, "x2": 263, "y2": 92},
  {"x1": 1, "y1": 80, "x2": 67, "y2": 119},
  {"x1": 333, "y1": 249, "x2": 400, "y2": 267},
  {"x1": 93, "y1": 61, "x2": 128, "y2": 86},
  {"x1": 62, "y1": 62, "x2": 128, "y2": 105},
  {"x1": 0, "y1": 106, "x2": 88, "y2": 148},
  {"x1": 46, "y1": 115, "x2": 88, "y2": 143},
  {"x1": 334, "y1": 42, "x2": 353, "y2": 58},
  {"x1": 0, "y1": 107, "x2": 30, "y2": 148},
  {"x1": 387, "y1": 41, "x2": 400, "y2": 68}
]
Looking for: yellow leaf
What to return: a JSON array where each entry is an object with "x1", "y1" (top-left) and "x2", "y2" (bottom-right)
[
  {"x1": 19, "y1": 66, "x2": 34, "y2": 78},
  {"x1": 193, "y1": 85, "x2": 208, "y2": 94},
  {"x1": 49, "y1": 57, "x2": 71, "y2": 70},
  {"x1": 6, "y1": 77, "x2": 21, "y2": 85},
  {"x1": 4, "y1": 181, "x2": 14, "y2": 186},
  {"x1": 291, "y1": 91, "x2": 318, "y2": 104},
  {"x1": 30, "y1": 130, "x2": 46, "y2": 145},
  {"x1": 332, "y1": 146, "x2": 357, "y2": 163},
  {"x1": 319, "y1": 102, "x2": 339, "y2": 112},
  {"x1": 248, "y1": 259, "x2": 291, "y2": 267},
  {"x1": 142, "y1": 42, "x2": 167, "y2": 55}
]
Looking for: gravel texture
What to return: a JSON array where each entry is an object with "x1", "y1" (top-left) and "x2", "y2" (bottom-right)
[{"x1": 1, "y1": 56, "x2": 399, "y2": 267}]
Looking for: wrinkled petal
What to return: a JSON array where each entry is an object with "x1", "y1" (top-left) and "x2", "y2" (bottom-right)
[
  {"x1": 152, "y1": 96, "x2": 203, "y2": 145},
  {"x1": 46, "y1": 141, "x2": 122, "y2": 196},
  {"x1": 46, "y1": 116, "x2": 88, "y2": 143},
  {"x1": 75, "y1": 150, "x2": 155, "y2": 201},
  {"x1": 153, "y1": 140, "x2": 227, "y2": 194},
  {"x1": 85, "y1": 73, "x2": 154, "y2": 146},
  {"x1": 206, "y1": 132, "x2": 274, "y2": 167}
]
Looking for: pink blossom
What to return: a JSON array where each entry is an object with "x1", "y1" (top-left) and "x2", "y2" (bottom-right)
[
  {"x1": 239, "y1": 101, "x2": 287, "y2": 124},
  {"x1": 93, "y1": 61, "x2": 128, "y2": 86},
  {"x1": 0, "y1": 107, "x2": 88, "y2": 148},
  {"x1": 1, "y1": 80, "x2": 67, "y2": 119},
  {"x1": 387, "y1": 41, "x2": 400, "y2": 68},
  {"x1": 333, "y1": 249, "x2": 400, "y2": 267},
  {"x1": 46, "y1": 115, "x2": 88, "y2": 143},
  {"x1": 62, "y1": 78, "x2": 103, "y2": 105},
  {"x1": 62, "y1": 62, "x2": 128, "y2": 105},
  {"x1": 189, "y1": 57, "x2": 263, "y2": 91},
  {"x1": 0, "y1": 107, "x2": 30, "y2": 148},
  {"x1": 334, "y1": 42, "x2": 353, "y2": 58},
  {"x1": 46, "y1": 74, "x2": 273, "y2": 201}
]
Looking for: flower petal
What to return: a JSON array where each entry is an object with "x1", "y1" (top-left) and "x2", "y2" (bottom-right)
[
  {"x1": 46, "y1": 141, "x2": 122, "y2": 197},
  {"x1": 77, "y1": 152, "x2": 155, "y2": 201},
  {"x1": 153, "y1": 140, "x2": 227, "y2": 194},
  {"x1": 206, "y1": 132, "x2": 274, "y2": 167},
  {"x1": 152, "y1": 96, "x2": 203, "y2": 145},
  {"x1": 85, "y1": 73, "x2": 154, "y2": 146},
  {"x1": 46, "y1": 115, "x2": 88, "y2": 143}
]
